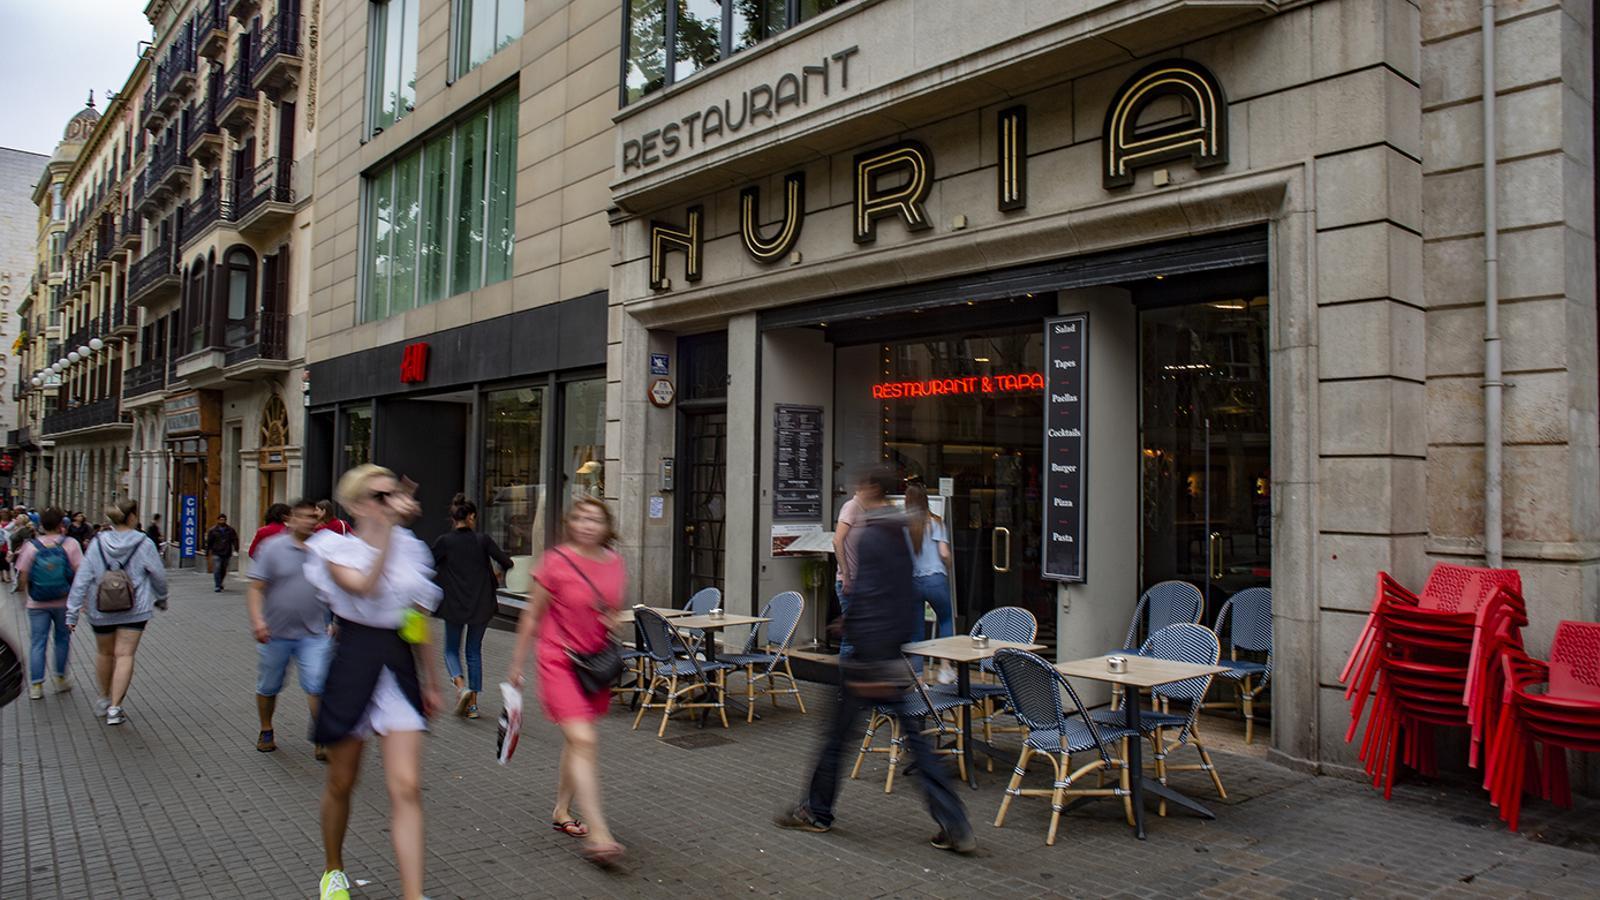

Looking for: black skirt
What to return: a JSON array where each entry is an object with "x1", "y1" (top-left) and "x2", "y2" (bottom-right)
[{"x1": 313, "y1": 617, "x2": 424, "y2": 745}]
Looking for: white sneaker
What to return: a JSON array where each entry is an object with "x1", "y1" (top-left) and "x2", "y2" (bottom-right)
[
  {"x1": 936, "y1": 664, "x2": 957, "y2": 686},
  {"x1": 29, "y1": 683, "x2": 43, "y2": 700},
  {"x1": 54, "y1": 676, "x2": 71, "y2": 694},
  {"x1": 94, "y1": 697, "x2": 111, "y2": 717},
  {"x1": 105, "y1": 706, "x2": 125, "y2": 725}
]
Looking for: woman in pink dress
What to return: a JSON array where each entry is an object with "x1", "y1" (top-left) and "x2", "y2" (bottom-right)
[{"x1": 507, "y1": 496, "x2": 624, "y2": 865}]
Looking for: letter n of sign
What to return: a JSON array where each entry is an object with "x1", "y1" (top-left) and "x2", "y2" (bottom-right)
[
  {"x1": 1102, "y1": 59, "x2": 1228, "y2": 190},
  {"x1": 649, "y1": 206, "x2": 703, "y2": 290},
  {"x1": 853, "y1": 141, "x2": 933, "y2": 244},
  {"x1": 997, "y1": 106, "x2": 1027, "y2": 211},
  {"x1": 740, "y1": 171, "x2": 805, "y2": 263}
]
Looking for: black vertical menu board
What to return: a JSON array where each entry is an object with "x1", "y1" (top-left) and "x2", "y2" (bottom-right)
[
  {"x1": 773, "y1": 404, "x2": 824, "y2": 521},
  {"x1": 1042, "y1": 314, "x2": 1087, "y2": 582}
]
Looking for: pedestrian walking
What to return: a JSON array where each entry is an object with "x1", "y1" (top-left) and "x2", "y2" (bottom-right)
[
  {"x1": 17, "y1": 508, "x2": 83, "y2": 700},
  {"x1": 246, "y1": 499, "x2": 331, "y2": 759},
  {"x1": 64, "y1": 500, "x2": 169, "y2": 727},
  {"x1": 775, "y1": 466, "x2": 975, "y2": 853},
  {"x1": 249, "y1": 503, "x2": 291, "y2": 559},
  {"x1": 0, "y1": 509, "x2": 15, "y2": 585},
  {"x1": 506, "y1": 495, "x2": 626, "y2": 867},
  {"x1": 831, "y1": 481, "x2": 869, "y2": 658},
  {"x1": 432, "y1": 493, "x2": 512, "y2": 719},
  {"x1": 316, "y1": 499, "x2": 351, "y2": 535},
  {"x1": 205, "y1": 513, "x2": 240, "y2": 592},
  {"x1": 145, "y1": 514, "x2": 164, "y2": 549},
  {"x1": 67, "y1": 512, "x2": 92, "y2": 549},
  {"x1": 305, "y1": 465, "x2": 443, "y2": 900},
  {"x1": 904, "y1": 478, "x2": 956, "y2": 684}
]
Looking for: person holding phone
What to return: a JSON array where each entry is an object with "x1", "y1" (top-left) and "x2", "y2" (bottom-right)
[{"x1": 305, "y1": 466, "x2": 443, "y2": 900}]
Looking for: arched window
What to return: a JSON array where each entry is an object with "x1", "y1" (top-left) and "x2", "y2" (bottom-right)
[
  {"x1": 186, "y1": 260, "x2": 207, "y2": 353},
  {"x1": 221, "y1": 245, "x2": 255, "y2": 348}
]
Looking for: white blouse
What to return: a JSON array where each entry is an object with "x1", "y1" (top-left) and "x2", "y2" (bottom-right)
[{"x1": 304, "y1": 526, "x2": 443, "y2": 629}]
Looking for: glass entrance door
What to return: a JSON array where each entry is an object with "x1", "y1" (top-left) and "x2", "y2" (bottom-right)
[{"x1": 1139, "y1": 292, "x2": 1271, "y2": 615}]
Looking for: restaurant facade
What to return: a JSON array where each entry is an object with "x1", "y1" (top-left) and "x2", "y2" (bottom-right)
[{"x1": 606, "y1": 0, "x2": 1598, "y2": 774}]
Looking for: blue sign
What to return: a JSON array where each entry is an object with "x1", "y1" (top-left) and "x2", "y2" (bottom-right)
[
  {"x1": 180, "y1": 495, "x2": 199, "y2": 559},
  {"x1": 649, "y1": 353, "x2": 670, "y2": 375}
]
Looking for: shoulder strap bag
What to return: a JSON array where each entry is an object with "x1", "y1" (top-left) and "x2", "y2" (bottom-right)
[{"x1": 549, "y1": 548, "x2": 625, "y2": 694}]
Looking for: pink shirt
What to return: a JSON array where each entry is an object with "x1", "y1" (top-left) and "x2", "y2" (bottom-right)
[
  {"x1": 17, "y1": 533, "x2": 84, "y2": 610},
  {"x1": 533, "y1": 546, "x2": 624, "y2": 655},
  {"x1": 834, "y1": 497, "x2": 866, "y2": 590}
]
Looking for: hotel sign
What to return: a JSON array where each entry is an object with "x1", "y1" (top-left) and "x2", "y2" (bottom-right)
[{"x1": 1042, "y1": 314, "x2": 1087, "y2": 583}]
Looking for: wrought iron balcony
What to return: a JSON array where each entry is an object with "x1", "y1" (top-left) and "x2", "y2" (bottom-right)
[
  {"x1": 146, "y1": 130, "x2": 192, "y2": 204},
  {"x1": 219, "y1": 58, "x2": 258, "y2": 135},
  {"x1": 179, "y1": 308, "x2": 292, "y2": 388},
  {"x1": 118, "y1": 209, "x2": 143, "y2": 253},
  {"x1": 110, "y1": 298, "x2": 135, "y2": 338},
  {"x1": 226, "y1": 0, "x2": 261, "y2": 25},
  {"x1": 196, "y1": 0, "x2": 228, "y2": 61},
  {"x1": 253, "y1": 11, "x2": 302, "y2": 99},
  {"x1": 42, "y1": 397, "x2": 129, "y2": 437},
  {"x1": 142, "y1": 84, "x2": 164, "y2": 130},
  {"x1": 235, "y1": 157, "x2": 297, "y2": 235},
  {"x1": 128, "y1": 239, "x2": 179, "y2": 308},
  {"x1": 123, "y1": 358, "x2": 168, "y2": 400},
  {"x1": 179, "y1": 179, "x2": 235, "y2": 247},
  {"x1": 186, "y1": 91, "x2": 224, "y2": 164}
]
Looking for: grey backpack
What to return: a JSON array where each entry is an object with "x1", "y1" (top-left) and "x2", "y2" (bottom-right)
[{"x1": 94, "y1": 542, "x2": 135, "y2": 614}]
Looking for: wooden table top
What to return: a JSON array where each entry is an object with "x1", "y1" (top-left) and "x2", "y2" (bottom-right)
[
  {"x1": 613, "y1": 606, "x2": 693, "y2": 625},
  {"x1": 902, "y1": 636, "x2": 1045, "y2": 663},
  {"x1": 671, "y1": 613, "x2": 771, "y2": 630},
  {"x1": 1056, "y1": 655, "x2": 1228, "y2": 688}
]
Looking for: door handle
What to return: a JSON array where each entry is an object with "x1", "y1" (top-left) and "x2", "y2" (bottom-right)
[
  {"x1": 992, "y1": 527, "x2": 1012, "y2": 573},
  {"x1": 1209, "y1": 531, "x2": 1224, "y2": 580}
]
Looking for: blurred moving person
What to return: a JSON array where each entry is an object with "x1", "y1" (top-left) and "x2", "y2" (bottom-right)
[
  {"x1": 246, "y1": 500, "x2": 330, "y2": 759},
  {"x1": 432, "y1": 494, "x2": 512, "y2": 719},
  {"x1": 65, "y1": 500, "x2": 169, "y2": 726}
]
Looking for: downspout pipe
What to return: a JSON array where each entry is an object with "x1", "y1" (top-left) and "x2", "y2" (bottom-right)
[{"x1": 1483, "y1": 0, "x2": 1505, "y2": 568}]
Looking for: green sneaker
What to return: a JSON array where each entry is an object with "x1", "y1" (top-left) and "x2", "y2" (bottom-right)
[{"x1": 320, "y1": 869, "x2": 351, "y2": 900}]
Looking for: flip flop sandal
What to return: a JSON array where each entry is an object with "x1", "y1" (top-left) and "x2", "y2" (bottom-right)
[{"x1": 552, "y1": 819, "x2": 589, "y2": 837}]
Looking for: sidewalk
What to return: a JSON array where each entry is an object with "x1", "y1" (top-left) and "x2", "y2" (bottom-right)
[{"x1": 2, "y1": 572, "x2": 1598, "y2": 898}]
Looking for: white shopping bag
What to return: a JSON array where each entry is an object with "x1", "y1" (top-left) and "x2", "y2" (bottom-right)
[{"x1": 496, "y1": 682, "x2": 523, "y2": 765}]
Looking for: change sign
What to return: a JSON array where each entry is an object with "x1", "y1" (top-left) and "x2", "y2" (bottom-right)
[
  {"x1": 1042, "y1": 314, "x2": 1087, "y2": 582},
  {"x1": 180, "y1": 495, "x2": 199, "y2": 559}
]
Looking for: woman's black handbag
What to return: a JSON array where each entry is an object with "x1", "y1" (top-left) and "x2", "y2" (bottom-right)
[
  {"x1": 0, "y1": 633, "x2": 23, "y2": 708},
  {"x1": 552, "y1": 548, "x2": 626, "y2": 694}
]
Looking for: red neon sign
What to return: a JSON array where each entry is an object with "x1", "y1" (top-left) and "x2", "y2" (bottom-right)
[
  {"x1": 871, "y1": 372, "x2": 1045, "y2": 400},
  {"x1": 399, "y1": 342, "x2": 430, "y2": 384}
]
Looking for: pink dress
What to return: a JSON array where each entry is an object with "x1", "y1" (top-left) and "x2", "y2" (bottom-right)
[{"x1": 534, "y1": 546, "x2": 625, "y2": 723}]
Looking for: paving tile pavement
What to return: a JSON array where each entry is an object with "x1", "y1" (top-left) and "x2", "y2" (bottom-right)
[{"x1": 3, "y1": 571, "x2": 1600, "y2": 898}]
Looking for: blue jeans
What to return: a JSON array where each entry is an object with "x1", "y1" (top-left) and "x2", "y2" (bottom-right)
[
  {"x1": 834, "y1": 581, "x2": 853, "y2": 660},
  {"x1": 213, "y1": 555, "x2": 231, "y2": 590},
  {"x1": 27, "y1": 607, "x2": 70, "y2": 684},
  {"x1": 914, "y1": 573, "x2": 955, "y2": 639},
  {"x1": 255, "y1": 634, "x2": 333, "y2": 696},
  {"x1": 443, "y1": 621, "x2": 489, "y2": 692}
]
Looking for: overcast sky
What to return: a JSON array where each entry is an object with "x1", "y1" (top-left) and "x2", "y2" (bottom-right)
[{"x1": 0, "y1": 1, "x2": 154, "y2": 156}]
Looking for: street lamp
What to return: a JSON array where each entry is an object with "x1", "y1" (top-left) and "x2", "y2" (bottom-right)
[
  {"x1": 30, "y1": 376, "x2": 42, "y2": 387},
  {"x1": 67, "y1": 351, "x2": 80, "y2": 363},
  {"x1": 88, "y1": 337, "x2": 104, "y2": 352},
  {"x1": 78, "y1": 344, "x2": 91, "y2": 357}
]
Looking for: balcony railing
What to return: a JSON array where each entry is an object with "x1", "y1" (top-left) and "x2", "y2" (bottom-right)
[
  {"x1": 186, "y1": 93, "x2": 221, "y2": 148},
  {"x1": 196, "y1": 0, "x2": 227, "y2": 58},
  {"x1": 236, "y1": 157, "x2": 295, "y2": 222},
  {"x1": 141, "y1": 85, "x2": 158, "y2": 128},
  {"x1": 254, "y1": 11, "x2": 302, "y2": 97},
  {"x1": 223, "y1": 309, "x2": 290, "y2": 366},
  {"x1": 123, "y1": 358, "x2": 168, "y2": 399},
  {"x1": 179, "y1": 180, "x2": 234, "y2": 245},
  {"x1": 128, "y1": 239, "x2": 176, "y2": 299},
  {"x1": 42, "y1": 398, "x2": 127, "y2": 436},
  {"x1": 219, "y1": 55, "x2": 258, "y2": 133}
]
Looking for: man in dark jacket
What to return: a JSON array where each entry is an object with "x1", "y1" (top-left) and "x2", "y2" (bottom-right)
[
  {"x1": 776, "y1": 466, "x2": 974, "y2": 853},
  {"x1": 204, "y1": 514, "x2": 240, "y2": 592}
]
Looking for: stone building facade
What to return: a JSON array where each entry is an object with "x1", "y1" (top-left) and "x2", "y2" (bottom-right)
[
  {"x1": 0, "y1": 146, "x2": 48, "y2": 504},
  {"x1": 604, "y1": 0, "x2": 1597, "y2": 773}
]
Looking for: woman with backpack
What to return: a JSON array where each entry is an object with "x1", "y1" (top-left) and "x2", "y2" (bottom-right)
[
  {"x1": 16, "y1": 508, "x2": 83, "y2": 700},
  {"x1": 64, "y1": 500, "x2": 169, "y2": 726},
  {"x1": 431, "y1": 494, "x2": 513, "y2": 719}
]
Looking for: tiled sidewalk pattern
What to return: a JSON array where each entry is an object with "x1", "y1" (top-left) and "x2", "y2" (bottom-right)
[{"x1": 3, "y1": 572, "x2": 1600, "y2": 898}]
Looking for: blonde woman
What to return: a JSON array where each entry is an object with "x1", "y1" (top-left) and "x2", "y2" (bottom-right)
[
  {"x1": 64, "y1": 499, "x2": 168, "y2": 726},
  {"x1": 305, "y1": 465, "x2": 444, "y2": 900},
  {"x1": 508, "y1": 496, "x2": 625, "y2": 866}
]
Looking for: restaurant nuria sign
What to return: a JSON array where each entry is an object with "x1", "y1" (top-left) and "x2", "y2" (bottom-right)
[{"x1": 646, "y1": 58, "x2": 1228, "y2": 292}]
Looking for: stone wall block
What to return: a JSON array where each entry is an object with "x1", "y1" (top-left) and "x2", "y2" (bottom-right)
[
  {"x1": 1315, "y1": 222, "x2": 1421, "y2": 306},
  {"x1": 1318, "y1": 533, "x2": 1428, "y2": 612},
  {"x1": 1321, "y1": 379, "x2": 1422, "y2": 455},
  {"x1": 1426, "y1": 297, "x2": 1571, "y2": 376},
  {"x1": 1421, "y1": 167, "x2": 1484, "y2": 239},
  {"x1": 1246, "y1": 86, "x2": 1318, "y2": 169},
  {"x1": 1319, "y1": 456, "x2": 1423, "y2": 533},
  {"x1": 1422, "y1": 0, "x2": 1560, "y2": 42},
  {"x1": 1315, "y1": 146, "x2": 1420, "y2": 231},
  {"x1": 1426, "y1": 445, "x2": 1485, "y2": 539},
  {"x1": 1319, "y1": 607, "x2": 1369, "y2": 688},
  {"x1": 1185, "y1": 5, "x2": 1313, "y2": 101},
  {"x1": 1318, "y1": 300, "x2": 1424, "y2": 381},
  {"x1": 1504, "y1": 444, "x2": 1577, "y2": 543},
  {"x1": 1425, "y1": 374, "x2": 1483, "y2": 444},
  {"x1": 1499, "y1": 153, "x2": 1566, "y2": 231}
]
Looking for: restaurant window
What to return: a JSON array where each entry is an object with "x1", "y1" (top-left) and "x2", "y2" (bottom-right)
[
  {"x1": 561, "y1": 379, "x2": 606, "y2": 500},
  {"x1": 362, "y1": 90, "x2": 517, "y2": 322},
  {"x1": 343, "y1": 406, "x2": 373, "y2": 471},
  {"x1": 453, "y1": 0, "x2": 522, "y2": 78},
  {"x1": 623, "y1": 0, "x2": 848, "y2": 104},
  {"x1": 482, "y1": 385, "x2": 547, "y2": 560},
  {"x1": 367, "y1": 0, "x2": 419, "y2": 136}
]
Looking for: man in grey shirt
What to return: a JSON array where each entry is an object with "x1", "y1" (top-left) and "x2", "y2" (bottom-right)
[{"x1": 246, "y1": 499, "x2": 330, "y2": 758}]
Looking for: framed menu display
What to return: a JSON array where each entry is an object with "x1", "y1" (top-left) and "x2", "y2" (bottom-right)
[
  {"x1": 773, "y1": 404, "x2": 824, "y2": 521},
  {"x1": 1042, "y1": 313, "x2": 1087, "y2": 582}
]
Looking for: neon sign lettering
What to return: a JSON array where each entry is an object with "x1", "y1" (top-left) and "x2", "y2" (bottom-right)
[{"x1": 871, "y1": 372, "x2": 1045, "y2": 400}]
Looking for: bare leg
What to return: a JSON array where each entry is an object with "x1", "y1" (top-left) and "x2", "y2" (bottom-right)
[
  {"x1": 94, "y1": 632, "x2": 115, "y2": 699},
  {"x1": 320, "y1": 738, "x2": 363, "y2": 871},
  {"x1": 109, "y1": 630, "x2": 143, "y2": 706},
  {"x1": 380, "y1": 730, "x2": 427, "y2": 900},
  {"x1": 551, "y1": 744, "x2": 576, "y2": 823},
  {"x1": 559, "y1": 720, "x2": 616, "y2": 848},
  {"x1": 257, "y1": 694, "x2": 277, "y2": 731}
]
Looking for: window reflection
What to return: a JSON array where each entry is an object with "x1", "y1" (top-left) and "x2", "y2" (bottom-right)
[
  {"x1": 483, "y1": 386, "x2": 546, "y2": 560},
  {"x1": 731, "y1": 0, "x2": 786, "y2": 55},
  {"x1": 674, "y1": 0, "x2": 722, "y2": 81},
  {"x1": 562, "y1": 380, "x2": 607, "y2": 500},
  {"x1": 626, "y1": 0, "x2": 667, "y2": 102}
]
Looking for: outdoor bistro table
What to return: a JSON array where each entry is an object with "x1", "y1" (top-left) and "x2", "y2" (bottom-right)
[
  {"x1": 1056, "y1": 654, "x2": 1229, "y2": 840},
  {"x1": 613, "y1": 605, "x2": 693, "y2": 627},
  {"x1": 903, "y1": 636, "x2": 1046, "y2": 788},
  {"x1": 667, "y1": 612, "x2": 772, "y2": 722},
  {"x1": 612, "y1": 606, "x2": 695, "y2": 708}
]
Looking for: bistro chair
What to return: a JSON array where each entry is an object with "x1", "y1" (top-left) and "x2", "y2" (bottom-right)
[
  {"x1": 1209, "y1": 588, "x2": 1273, "y2": 744},
  {"x1": 631, "y1": 608, "x2": 733, "y2": 736},
  {"x1": 929, "y1": 606, "x2": 1038, "y2": 764},
  {"x1": 851, "y1": 657, "x2": 973, "y2": 793},
  {"x1": 719, "y1": 591, "x2": 807, "y2": 722},
  {"x1": 1110, "y1": 581, "x2": 1204, "y2": 710},
  {"x1": 990, "y1": 648, "x2": 1136, "y2": 845},
  {"x1": 675, "y1": 586, "x2": 722, "y2": 655},
  {"x1": 1093, "y1": 623, "x2": 1226, "y2": 814}
]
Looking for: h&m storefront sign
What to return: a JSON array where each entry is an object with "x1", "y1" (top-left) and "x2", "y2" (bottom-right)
[{"x1": 646, "y1": 59, "x2": 1228, "y2": 291}]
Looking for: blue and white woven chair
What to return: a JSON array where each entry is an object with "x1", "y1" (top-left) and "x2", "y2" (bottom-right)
[
  {"x1": 674, "y1": 586, "x2": 723, "y2": 655},
  {"x1": 851, "y1": 657, "x2": 973, "y2": 793},
  {"x1": 930, "y1": 606, "x2": 1038, "y2": 764},
  {"x1": 632, "y1": 607, "x2": 733, "y2": 736},
  {"x1": 991, "y1": 649, "x2": 1136, "y2": 845},
  {"x1": 1211, "y1": 587, "x2": 1272, "y2": 744},
  {"x1": 1092, "y1": 622, "x2": 1226, "y2": 813},
  {"x1": 1111, "y1": 581, "x2": 1204, "y2": 710},
  {"x1": 719, "y1": 591, "x2": 807, "y2": 722}
]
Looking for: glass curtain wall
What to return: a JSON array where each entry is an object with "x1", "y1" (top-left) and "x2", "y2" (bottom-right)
[
  {"x1": 368, "y1": 0, "x2": 418, "y2": 135},
  {"x1": 454, "y1": 0, "x2": 523, "y2": 77},
  {"x1": 561, "y1": 379, "x2": 606, "y2": 500},
  {"x1": 362, "y1": 90, "x2": 517, "y2": 322},
  {"x1": 624, "y1": 0, "x2": 847, "y2": 103}
]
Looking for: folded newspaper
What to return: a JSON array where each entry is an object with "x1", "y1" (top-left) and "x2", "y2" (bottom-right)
[{"x1": 496, "y1": 682, "x2": 522, "y2": 765}]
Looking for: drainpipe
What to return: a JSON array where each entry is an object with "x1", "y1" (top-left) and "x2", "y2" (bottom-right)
[{"x1": 1482, "y1": 0, "x2": 1505, "y2": 567}]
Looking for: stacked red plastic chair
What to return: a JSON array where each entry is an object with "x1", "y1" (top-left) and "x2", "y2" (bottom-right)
[
  {"x1": 1338, "y1": 563, "x2": 1522, "y2": 797},
  {"x1": 1464, "y1": 585, "x2": 1529, "y2": 767},
  {"x1": 1486, "y1": 621, "x2": 1600, "y2": 831}
]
